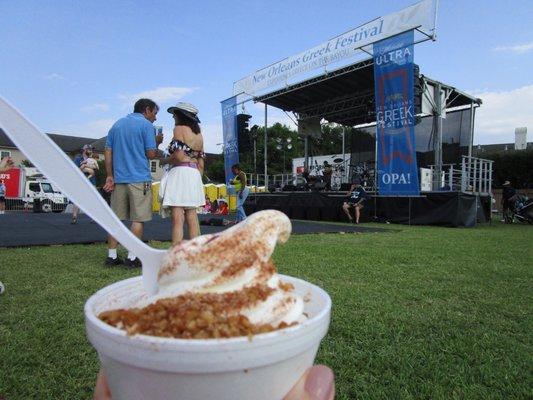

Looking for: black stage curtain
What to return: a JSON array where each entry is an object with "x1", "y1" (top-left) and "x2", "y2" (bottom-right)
[{"x1": 244, "y1": 192, "x2": 490, "y2": 227}]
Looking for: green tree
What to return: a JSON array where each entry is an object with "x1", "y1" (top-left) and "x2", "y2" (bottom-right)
[
  {"x1": 252, "y1": 123, "x2": 303, "y2": 175},
  {"x1": 204, "y1": 154, "x2": 225, "y2": 183},
  {"x1": 484, "y1": 149, "x2": 533, "y2": 189}
]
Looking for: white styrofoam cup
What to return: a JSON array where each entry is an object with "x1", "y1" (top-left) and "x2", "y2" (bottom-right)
[{"x1": 85, "y1": 274, "x2": 331, "y2": 400}]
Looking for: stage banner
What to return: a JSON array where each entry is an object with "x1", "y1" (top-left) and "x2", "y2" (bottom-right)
[
  {"x1": 373, "y1": 30, "x2": 420, "y2": 195},
  {"x1": 234, "y1": 0, "x2": 435, "y2": 95},
  {"x1": 221, "y1": 96, "x2": 239, "y2": 184}
]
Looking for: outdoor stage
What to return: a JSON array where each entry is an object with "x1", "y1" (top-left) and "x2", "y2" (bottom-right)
[{"x1": 244, "y1": 191, "x2": 492, "y2": 227}]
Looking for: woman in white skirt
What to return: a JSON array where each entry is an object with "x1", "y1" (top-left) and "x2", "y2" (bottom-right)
[{"x1": 159, "y1": 102, "x2": 205, "y2": 244}]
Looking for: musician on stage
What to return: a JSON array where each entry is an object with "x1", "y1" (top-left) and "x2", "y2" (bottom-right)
[
  {"x1": 342, "y1": 179, "x2": 366, "y2": 224},
  {"x1": 322, "y1": 161, "x2": 333, "y2": 191}
]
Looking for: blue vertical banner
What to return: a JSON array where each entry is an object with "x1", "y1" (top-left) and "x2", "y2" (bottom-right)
[
  {"x1": 221, "y1": 96, "x2": 239, "y2": 184},
  {"x1": 373, "y1": 30, "x2": 419, "y2": 195}
]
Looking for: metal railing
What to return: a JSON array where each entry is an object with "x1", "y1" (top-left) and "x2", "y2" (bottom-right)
[
  {"x1": 4, "y1": 197, "x2": 69, "y2": 213},
  {"x1": 428, "y1": 163, "x2": 463, "y2": 191},
  {"x1": 245, "y1": 173, "x2": 268, "y2": 189},
  {"x1": 428, "y1": 156, "x2": 493, "y2": 195},
  {"x1": 461, "y1": 156, "x2": 493, "y2": 195}
]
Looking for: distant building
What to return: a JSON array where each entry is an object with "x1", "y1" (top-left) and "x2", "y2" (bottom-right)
[
  {"x1": 0, "y1": 129, "x2": 163, "y2": 181},
  {"x1": 1, "y1": 129, "x2": 219, "y2": 183},
  {"x1": 472, "y1": 142, "x2": 532, "y2": 157}
]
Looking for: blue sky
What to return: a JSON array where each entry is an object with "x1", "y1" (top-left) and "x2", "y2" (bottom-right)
[{"x1": 1, "y1": 0, "x2": 532, "y2": 152}]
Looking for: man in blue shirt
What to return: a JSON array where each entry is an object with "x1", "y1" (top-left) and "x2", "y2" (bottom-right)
[{"x1": 103, "y1": 98, "x2": 163, "y2": 267}]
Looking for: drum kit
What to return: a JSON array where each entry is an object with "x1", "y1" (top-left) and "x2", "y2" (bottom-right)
[
  {"x1": 303, "y1": 157, "x2": 347, "y2": 191},
  {"x1": 350, "y1": 161, "x2": 376, "y2": 190},
  {"x1": 296, "y1": 158, "x2": 376, "y2": 191}
]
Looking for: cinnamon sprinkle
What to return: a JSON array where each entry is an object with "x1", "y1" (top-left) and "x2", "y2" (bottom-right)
[{"x1": 99, "y1": 284, "x2": 297, "y2": 339}]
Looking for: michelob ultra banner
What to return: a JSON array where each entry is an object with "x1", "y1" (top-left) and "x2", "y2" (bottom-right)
[
  {"x1": 373, "y1": 30, "x2": 419, "y2": 195},
  {"x1": 221, "y1": 96, "x2": 239, "y2": 184}
]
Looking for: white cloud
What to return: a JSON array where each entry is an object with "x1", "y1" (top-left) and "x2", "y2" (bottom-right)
[
  {"x1": 492, "y1": 42, "x2": 533, "y2": 54},
  {"x1": 83, "y1": 118, "x2": 116, "y2": 138},
  {"x1": 81, "y1": 103, "x2": 110, "y2": 113},
  {"x1": 43, "y1": 73, "x2": 66, "y2": 81},
  {"x1": 474, "y1": 85, "x2": 533, "y2": 144},
  {"x1": 57, "y1": 118, "x2": 116, "y2": 139},
  {"x1": 267, "y1": 113, "x2": 297, "y2": 128},
  {"x1": 119, "y1": 86, "x2": 198, "y2": 108},
  {"x1": 251, "y1": 103, "x2": 297, "y2": 128}
]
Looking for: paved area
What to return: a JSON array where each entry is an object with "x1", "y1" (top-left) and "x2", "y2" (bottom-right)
[{"x1": 0, "y1": 212, "x2": 390, "y2": 247}]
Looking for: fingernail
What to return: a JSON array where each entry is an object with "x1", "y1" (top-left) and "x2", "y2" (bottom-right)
[{"x1": 305, "y1": 365, "x2": 334, "y2": 400}]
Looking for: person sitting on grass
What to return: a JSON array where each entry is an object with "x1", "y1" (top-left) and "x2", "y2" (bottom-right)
[
  {"x1": 215, "y1": 198, "x2": 229, "y2": 215},
  {"x1": 342, "y1": 179, "x2": 366, "y2": 224},
  {"x1": 203, "y1": 195, "x2": 212, "y2": 213}
]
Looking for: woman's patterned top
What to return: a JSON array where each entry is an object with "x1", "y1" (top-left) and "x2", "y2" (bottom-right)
[{"x1": 168, "y1": 139, "x2": 205, "y2": 159}]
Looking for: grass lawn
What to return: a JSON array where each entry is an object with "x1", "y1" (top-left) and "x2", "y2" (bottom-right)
[{"x1": 0, "y1": 221, "x2": 532, "y2": 399}]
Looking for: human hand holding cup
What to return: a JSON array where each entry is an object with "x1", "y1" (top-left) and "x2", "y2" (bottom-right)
[
  {"x1": 94, "y1": 365, "x2": 335, "y2": 400},
  {"x1": 85, "y1": 211, "x2": 332, "y2": 400},
  {"x1": 155, "y1": 126, "x2": 164, "y2": 146},
  {"x1": 85, "y1": 275, "x2": 331, "y2": 400}
]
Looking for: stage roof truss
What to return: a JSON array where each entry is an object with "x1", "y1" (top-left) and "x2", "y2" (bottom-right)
[
  {"x1": 254, "y1": 59, "x2": 374, "y2": 105},
  {"x1": 296, "y1": 91, "x2": 373, "y2": 122},
  {"x1": 253, "y1": 57, "x2": 482, "y2": 128},
  {"x1": 421, "y1": 75, "x2": 482, "y2": 110}
]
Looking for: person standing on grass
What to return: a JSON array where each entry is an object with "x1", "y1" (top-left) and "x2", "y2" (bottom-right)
[
  {"x1": 159, "y1": 102, "x2": 205, "y2": 244},
  {"x1": 229, "y1": 164, "x2": 249, "y2": 223},
  {"x1": 103, "y1": 98, "x2": 163, "y2": 268},
  {"x1": 71, "y1": 144, "x2": 97, "y2": 224},
  {"x1": 0, "y1": 180, "x2": 6, "y2": 214},
  {"x1": 0, "y1": 156, "x2": 14, "y2": 214},
  {"x1": 342, "y1": 179, "x2": 366, "y2": 224}
]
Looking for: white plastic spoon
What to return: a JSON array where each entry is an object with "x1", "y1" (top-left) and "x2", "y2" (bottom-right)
[{"x1": 0, "y1": 96, "x2": 164, "y2": 295}]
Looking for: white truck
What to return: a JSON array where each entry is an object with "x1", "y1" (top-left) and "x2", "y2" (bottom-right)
[{"x1": 1, "y1": 167, "x2": 68, "y2": 212}]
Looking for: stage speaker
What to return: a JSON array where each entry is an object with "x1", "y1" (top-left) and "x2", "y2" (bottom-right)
[
  {"x1": 282, "y1": 184, "x2": 297, "y2": 192},
  {"x1": 297, "y1": 117, "x2": 322, "y2": 138},
  {"x1": 237, "y1": 114, "x2": 252, "y2": 153}
]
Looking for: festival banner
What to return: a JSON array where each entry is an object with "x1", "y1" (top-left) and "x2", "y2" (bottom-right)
[
  {"x1": 373, "y1": 30, "x2": 419, "y2": 195},
  {"x1": 234, "y1": 0, "x2": 435, "y2": 95},
  {"x1": 221, "y1": 96, "x2": 239, "y2": 184}
]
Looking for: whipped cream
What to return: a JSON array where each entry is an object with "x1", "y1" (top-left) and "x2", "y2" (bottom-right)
[{"x1": 137, "y1": 210, "x2": 305, "y2": 328}]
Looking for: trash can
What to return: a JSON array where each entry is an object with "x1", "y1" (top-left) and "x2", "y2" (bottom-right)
[
  {"x1": 228, "y1": 195, "x2": 237, "y2": 212},
  {"x1": 204, "y1": 183, "x2": 218, "y2": 202}
]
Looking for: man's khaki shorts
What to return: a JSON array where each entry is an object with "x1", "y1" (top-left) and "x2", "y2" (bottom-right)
[{"x1": 111, "y1": 183, "x2": 152, "y2": 222}]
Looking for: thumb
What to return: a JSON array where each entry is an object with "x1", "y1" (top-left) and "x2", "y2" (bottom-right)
[
  {"x1": 284, "y1": 365, "x2": 335, "y2": 400},
  {"x1": 93, "y1": 369, "x2": 112, "y2": 400}
]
